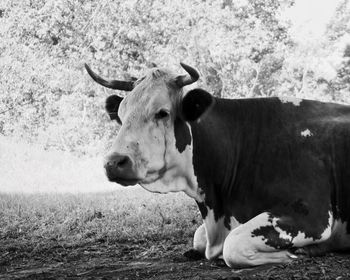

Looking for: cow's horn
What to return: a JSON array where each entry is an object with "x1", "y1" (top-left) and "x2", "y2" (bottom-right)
[
  {"x1": 84, "y1": 63, "x2": 134, "y2": 91},
  {"x1": 176, "y1": 62, "x2": 199, "y2": 87}
]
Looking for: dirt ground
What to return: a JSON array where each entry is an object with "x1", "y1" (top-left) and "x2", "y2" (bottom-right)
[{"x1": 1, "y1": 239, "x2": 350, "y2": 280}]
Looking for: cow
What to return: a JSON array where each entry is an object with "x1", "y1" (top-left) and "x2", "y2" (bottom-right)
[{"x1": 85, "y1": 62, "x2": 350, "y2": 268}]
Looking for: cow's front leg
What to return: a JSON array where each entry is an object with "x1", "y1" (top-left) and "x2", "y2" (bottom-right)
[
  {"x1": 193, "y1": 223, "x2": 206, "y2": 254},
  {"x1": 223, "y1": 212, "x2": 331, "y2": 268},
  {"x1": 184, "y1": 224, "x2": 206, "y2": 260}
]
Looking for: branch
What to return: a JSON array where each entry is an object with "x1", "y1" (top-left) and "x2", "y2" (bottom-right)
[
  {"x1": 298, "y1": 67, "x2": 308, "y2": 96},
  {"x1": 81, "y1": 101, "x2": 87, "y2": 123},
  {"x1": 248, "y1": 62, "x2": 262, "y2": 97},
  {"x1": 59, "y1": 131, "x2": 70, "y2": 153},
  {"x1": 0, "y1": 100, "x2": 37, "y2": 115}
]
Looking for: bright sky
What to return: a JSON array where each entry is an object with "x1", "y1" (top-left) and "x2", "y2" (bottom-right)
[{"x1": 283, "y1": 0, "x2": 342, "y2": 41}]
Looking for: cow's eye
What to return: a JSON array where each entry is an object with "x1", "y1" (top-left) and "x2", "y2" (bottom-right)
[{"x1": 155, "y1": 109, "x2": 169, "y2": 120}]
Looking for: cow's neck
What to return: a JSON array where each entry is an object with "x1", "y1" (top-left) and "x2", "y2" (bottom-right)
[{"x1": 189, "y1": 98, "x2": 278, "y2": 224}]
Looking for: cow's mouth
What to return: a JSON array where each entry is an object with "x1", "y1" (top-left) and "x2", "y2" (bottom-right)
[
  {"x1": 106, "y1": 166, "x2": 167, "y2": 187},
  {"x1": 109, "y1": 177, "x2": 140, "y2": 186}
]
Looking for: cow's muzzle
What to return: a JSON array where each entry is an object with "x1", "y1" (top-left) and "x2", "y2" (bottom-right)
[{"x1": 104, "y1": 153, "x2": 139, "y2": 186}]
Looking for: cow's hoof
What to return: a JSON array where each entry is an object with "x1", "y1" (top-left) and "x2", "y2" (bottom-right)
[
  {"x1": 184, "y1": 249, "x2": 205, "y2": 260},
  {"x1": 293, "y1": 248, "x2": 308, "y2": 255},
  {"x1": 210, "y1": 258, "x2": 227, "y2": 267},
  {"x1": 292, "y1": 245, "x2": 327, "y2": 257}
]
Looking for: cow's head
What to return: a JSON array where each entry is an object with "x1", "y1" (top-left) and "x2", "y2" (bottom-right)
[{"x1": 85, "y1": 63, "x2": 213, "y2": 198}]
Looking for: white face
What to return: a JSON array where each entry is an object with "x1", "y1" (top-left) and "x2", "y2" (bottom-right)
[{"x1": 104, "y1": 69, "x2": 201, "y2": 199}]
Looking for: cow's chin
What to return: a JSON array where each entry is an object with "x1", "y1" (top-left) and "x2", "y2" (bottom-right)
[
  {"x1": 139, "y1": 169, "x2": 191, "y2": 194},
  {"x1": 137, "y1": 167, "x2": 169, "y2": 190},
  {"x1": 118, "y1": 179, "x2": 140, "y2": 186},
  {"x1": 140, "y1": 181, "x2": 170, "y2": 193},
  {"x1": 110, "y1": 177, "x2": 140, "y2": 186},
  {"x1": 110, "y1": 167, "x2": 166, "y2": 187},
  {"x1": 140, "y1": 178, "x2": 185, "y2": 194}
]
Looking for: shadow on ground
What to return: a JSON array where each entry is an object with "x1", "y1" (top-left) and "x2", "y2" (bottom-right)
[{"x1": 1, "y1": 239, "x2": 350, "y2": 279}]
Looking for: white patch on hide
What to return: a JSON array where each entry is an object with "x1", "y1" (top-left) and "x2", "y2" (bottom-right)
[
  {"x1": 320, "y1": 212, "x2": 333, "y2": 240},
  {"x1": 271, "y1": 218, "x2": 293, "y2": 243},
  {"x1": 272, "y1": 212, "x2": 332, "y2": 247},
  {"x1": 141, "y1": 123, "x2": 204, "y2": 201},
  {"x1": 223, "y1": 212, "x2": 298, "y2": 267},
  {"x1": 301, "y1": 129, "x2": 313, "y2": 137},
  {"x1": 292, "y1": 212, "x2": 332, "y2": 246},
  {"x1": 193, "y1": 224, "x2": 206, "y2": 254},
  {"x1": 204, "y1": 209, "x2": 231, "y2": 260}
]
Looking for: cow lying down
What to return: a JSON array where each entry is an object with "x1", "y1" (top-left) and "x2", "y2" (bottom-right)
[{"x1": 85, "y1": 62, "x2": 350, "y2": 268}]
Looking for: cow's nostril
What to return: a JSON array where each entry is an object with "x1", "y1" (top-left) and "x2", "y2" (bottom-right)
[
  {"x1": 104, "y1": 154, "x2": 133, "y2": 177},
  {"x1": 117, "y1": 156, "x2": 128, "y2": 168}
]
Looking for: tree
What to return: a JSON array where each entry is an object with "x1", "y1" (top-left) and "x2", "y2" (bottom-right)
[{"x1": 1, "y1": 0, "x2": 348, "y2": 155}]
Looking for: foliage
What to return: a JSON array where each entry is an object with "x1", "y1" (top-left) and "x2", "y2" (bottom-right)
[{"x1": 0, "y1": 0, "x2": 349, "y2": 155}]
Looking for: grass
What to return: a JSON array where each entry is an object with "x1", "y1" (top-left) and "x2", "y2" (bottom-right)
[
  {"x1": 0, "y1": 190, "x2": 200, "y2": 244},
  {"x1": 0, "y1": 190, "x2": 202, "y2": 278}
]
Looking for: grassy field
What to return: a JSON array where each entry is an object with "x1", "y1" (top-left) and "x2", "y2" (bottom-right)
[
  {"x1": 0, "y1": 189, "x2": 206, "y2": 279},
  {"x1": 0, "y1": 190, "x2": 199, "y2": 246}
]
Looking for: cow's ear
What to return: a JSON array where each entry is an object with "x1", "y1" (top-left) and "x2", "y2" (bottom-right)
[
  {"x1": 105, "y1": 95, "x2": 123, "y2": 123},
  {"x1": 181, "y1": 88, "x2": 214, "y2": 122}
]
